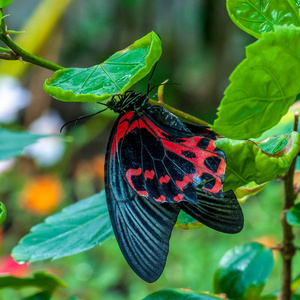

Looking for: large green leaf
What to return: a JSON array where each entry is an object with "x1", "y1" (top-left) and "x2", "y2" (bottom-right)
[
  {"x1": 227, "y1": 0, "x2": 300, "y2": 39},
  {"x1": 287, "y1": 203, "x2": 300, "y2": 226},
  {"x1": 212, "y1": 26, "x2": 300, "y2": 139},
  {"x1": 0, "y1": 0, "x2": 14, "y2": 8},
  {"x1": 214, "y1": 242, "x2": 274, "y2": 300},
  {"x1": 143, "y1": 289, "x2": 229, "y2": 300},
  {"x1": 215, "y1": 132, "x2": 300, "y2": 191},
  {"x1": 44, "y1": 32, "x2": 162, "y2": 103},
  {"x1": 0, "y1": 128, "x2": 46, "y2": 160},
  {"x1": 12, "y1": 191, "x2": 113, "y2": 262},
  {"x1": 0, "y1": 272, "x2": 66, "y2": 291}
]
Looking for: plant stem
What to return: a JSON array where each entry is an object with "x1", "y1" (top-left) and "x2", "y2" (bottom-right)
[
  {"x1": 0, "y1": 32, "x2": 63, "y2": 71},
  {"x1": 148, "y1": 99, "x2": 210, "y2": 126},
  {"x1": 280, "y1": 113, "x2": 298, "y2": 300}
]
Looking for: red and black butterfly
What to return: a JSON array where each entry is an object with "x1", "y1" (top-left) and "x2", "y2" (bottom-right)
[{"x1": 104, "y1": 90, "x2": 244, "y2": 283}]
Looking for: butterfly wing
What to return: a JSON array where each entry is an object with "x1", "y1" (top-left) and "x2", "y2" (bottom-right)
[
  {"x1": 119, "y1": 105, "x2": 227, "y2": 205},
  {"x1": 105, "y1": 113, "x2": 180, "y2": 283},
  {"x1": 180, "y1": 189, "x2": 244, "y2": 233}
]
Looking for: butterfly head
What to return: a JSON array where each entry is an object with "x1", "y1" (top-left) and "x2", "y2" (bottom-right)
[{"x1": 107, "y1": 90, "x2": 149, "y2": 114}]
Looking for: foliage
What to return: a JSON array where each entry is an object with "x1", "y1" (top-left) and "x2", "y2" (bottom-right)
[
  {"x1": 12, "y1": 191, "x2": 113, "y2": 262},
  {"x1": 0, "y1": 0, "x2": 300, "y2": 299}
]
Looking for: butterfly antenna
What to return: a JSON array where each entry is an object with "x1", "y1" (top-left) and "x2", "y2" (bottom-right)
[
  {"x1": 60, "y1": 107, "x2": 108, "y2": 133},
  {"x1": 147, "y1": 62, "x2": 158, "y2": 95}
]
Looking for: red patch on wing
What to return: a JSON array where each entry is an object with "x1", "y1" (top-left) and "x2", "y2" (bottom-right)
[
  {"x1": 125, "y1": 168, "x2": 142, "y2": 190},
  {"x1": 154, "y1": 195, "x2": 166, "y2": 202},
  {"x1": 174, "y1": 194, "x2": 184, "y2": 202},
  {"x1": 145, "y1": 170, "x2": 155, "y2": 180},
  {"x1": 159, "y1": 175, "x2": 170, "y2": 185},
  {"x1": 176, "y1": 175, "x2": 193, "y2": 191}
]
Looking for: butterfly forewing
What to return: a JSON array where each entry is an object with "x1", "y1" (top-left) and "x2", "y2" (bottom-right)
[
  {"x1": 105, "y1": 114, "x2": 181, "y2": 282},
  {"x1": 117, "y1": 105, "x2": 226, "y2": 204}
]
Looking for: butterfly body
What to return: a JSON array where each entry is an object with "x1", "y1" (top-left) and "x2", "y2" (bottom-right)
[{"x1": 105, "y1": 92, "x2": 243, "y2": 282}]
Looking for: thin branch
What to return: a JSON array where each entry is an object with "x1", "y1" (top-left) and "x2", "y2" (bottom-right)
[
  {"x1": 0, "y1": 31, "x2": 63, "y2": 71},
  {"x1": 280, "y1": 112, "x2": 299, "y2": 300}
]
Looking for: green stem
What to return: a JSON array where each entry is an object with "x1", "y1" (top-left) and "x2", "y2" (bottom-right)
[
  {"x1": 0, "y1": 32, "x2": 63, "y2": 71},
  {"x1": 148, "y1": 99, "x2": 210, "y2": 126}
]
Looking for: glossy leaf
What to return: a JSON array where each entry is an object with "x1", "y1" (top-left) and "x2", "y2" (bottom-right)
[
  {"x1": 44, "y1": 32, "x2": 162, "y2": 103},
  {"x1": 143, "y1": 289, "x2": 228, "y2": 300},
  {"x1": 227, "y1": 0, "x2": 300, "y2": 39},
  {"x1": 0, "y1": 128, "x2": 46, "y2": 160},
  {"x1": 212, "y1": 26, "x2": 300, "y2": 139},
  {"x1": 0, "y1": 0, "x2": 14, "y2": 8},
  {"x1": 287, "y1": 203, "x2": 300, "y2": 226},
  {"x1": 22, "y1": 291, "x2": 51, "y2": 300},
  {"x1": 215, "y1": 132, "x2": 300, "y2": 191},
  {"x1": 175, "y1": 210, "x2": 202, "y2": 230},
  {"x1": 0, "y1": 202, "x2": 6, "y2": 225},
  {"x1": 214, "y1": 242, "x2": 274, "y2": 300},
  {"x1": 234, "y1": 181, "x2": 268, "y2": 202},
  {"x1": 12, "y1": 191, "x2": 114, "y2": 262},
  {"x1": 0, "y1": 272, "x2": 66, "y2": 291}
]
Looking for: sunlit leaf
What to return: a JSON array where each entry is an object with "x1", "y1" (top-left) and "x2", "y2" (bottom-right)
[
  {"x1": 287, "y1": 203, "x2": 300, "y2": 227},
  {"x1": 0, "y1": 0, "x2": 14, "y2": 8},
  {"x1": 0, "y1": 202, "x2": 6, "y2": 225},
  {"x1": 234, "y1": 181, "x2": 269, "y2": 202},
  {"x1": 292, "y1": 273, "x2": 300, "y2": 293},
  {"x1": 212, "y1": 26, "x2": 300, "y2": 139},
  {"x1": 12, "y1": 191, "x2": 114, "y2": 262},
  {"x1": 143, "y1": 289, "x2": 229, "y2": 300},
  {"x1": 215, "y1": 132, "x2": 300, "y2": 191},
  {"x1": 175, "y1": 210, "x2": 202, "y2": 230},
  {"x1": 0, "y1": 272, "x2": 66, "y2": 291},
  {"x1": 0, "y1": 128, "x2": 46, "y2": 160},
  {"x1": 227, "y1": 0, "x2": 300, "y2": 39},
  {"x1": 44, "y1": 32, "x2": 162, "y2": 103},
  {"x1": 214, "y1": 242, "x2": 274, "y2": 300}
]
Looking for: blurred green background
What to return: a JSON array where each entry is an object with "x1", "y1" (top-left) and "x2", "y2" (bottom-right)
[{"x1": 0, "y1": 0, "x2": 298, "y2": 299}]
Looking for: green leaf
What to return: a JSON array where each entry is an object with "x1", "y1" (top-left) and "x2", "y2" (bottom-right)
[
  {"x1": 287, "y1": 203, "x2": 300, "y2": 226},
  {"x1": 215, "y1": 132, "x2": 300, "y2": 191},
  {"x1": 0, "y1": 202, "x2": 6, "y2": 225},
  {"x1": 12, "y1": 191, "x2": 114, "y2": 262},
  {"x1": 212, "y1": 26, "x2": 300, "y2": 139},
  {"x1": 44, "y1": 32, "x2": 162, "y2": 103},
  {"x1": 0, "y1": 0, "x2": 14, "y2": 8},
  {"x1": 227, "y1": 0, "x2": 300, "y2": 39},
  {"x1": 291, "y1": 273, "x2": 300, "y2": 293},
  {"x1": 143, "y1": 289, "x2": 229, "y2": 300},
  {"x1": 234, "y1": 181, "x2": 269, "y2": 202},
  {"x1": 22, "y1": 291, "x2": 51, "y2": 300},
  {"x1": 214, "y1": 242, "x2": 274, "y2": 300},
  {"x1": 0, "y1": 128, "x2": 46, "y2": 160},
  {"x1": 175, "y1": 210, "x2": 203, "y2": 230},
  {"x1": 0, "y1": 272, "x2": 66, "y2": 291}
]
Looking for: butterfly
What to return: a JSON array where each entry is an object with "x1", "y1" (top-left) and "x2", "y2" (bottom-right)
[{"x1": 104, "y1": 90, "x2": 244, "y2": 283}]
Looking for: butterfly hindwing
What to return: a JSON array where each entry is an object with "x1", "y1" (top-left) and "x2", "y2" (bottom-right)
[
  {"x1": 105, "y1": 114, "x2": 181, "y2": 283},
  {"x1": 180, "y1": 189, "x2": 244, "y2": 234}
]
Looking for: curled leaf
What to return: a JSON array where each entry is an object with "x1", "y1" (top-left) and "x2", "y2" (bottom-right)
[
  {"x1": 234, "y1": 181, "x2": 269, "y2": 203},
  {"x1": 44, "y1": 32, "x2": 162, "y2": 103},
  {"x1": 227, "y1": 0, "x2": 300, "y2": 39},
  {"x1": 215, "y1": 132, "x2": 300, "y2": 191},
  {"x1": 212, "y1": 26, "x2": 300, "y2": 139}
]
